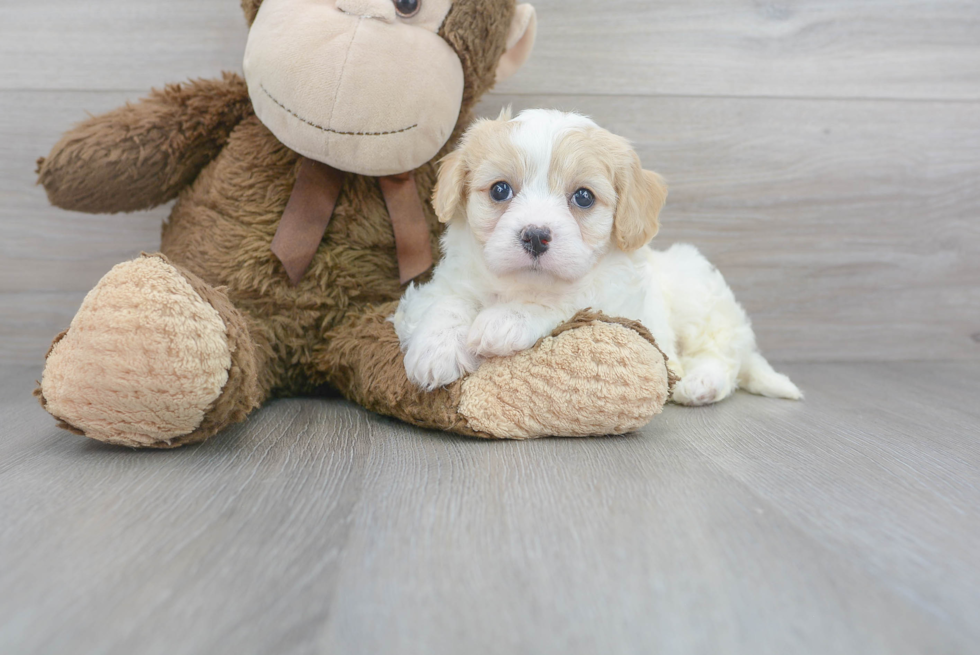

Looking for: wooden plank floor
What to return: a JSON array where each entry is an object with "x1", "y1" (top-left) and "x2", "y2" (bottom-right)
[
  {"x1": 2, "y1": 362, "x2": 978, "y2": 654},
  {"x1": 2, "y1": 1, "x2": 978, "y2": 653}
]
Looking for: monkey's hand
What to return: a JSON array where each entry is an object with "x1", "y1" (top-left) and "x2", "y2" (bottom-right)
[{"x1": 37, "y1": 73, "x2": 252, "y2": 214}]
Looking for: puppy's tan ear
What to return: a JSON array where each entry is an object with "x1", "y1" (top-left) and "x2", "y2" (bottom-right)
[
  {"x1": 433, "y1": 150, "x2": 467, "y2": 224},
  {"x1": 613, "y1": 152, "x2": 668, "y2": 252}
]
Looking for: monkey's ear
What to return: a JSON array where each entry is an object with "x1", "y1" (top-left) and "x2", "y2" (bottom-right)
[
  {"x1": 495, "y1": 4, "x2": 537, "y2": 84},
  {"x1": 433, "y1": 150, "x2": 468, "y2": 224},
  {"x1": 614, "y1": 157, "x2": 668, "y2": 252},
  {"x1": 242, "y1": 0, "x2": 263, "y2": 25}
]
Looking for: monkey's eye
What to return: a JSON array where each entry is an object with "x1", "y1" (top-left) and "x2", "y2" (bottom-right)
[
  {"x1": 572, "y1": 188, "x2": 595, "y2": 209},
  {"x1": 490, "y1": 182, "x2": 514, "y2": 203},
  {"x1": 393, "y1": 0, "x2": 421, "y2": 17}
]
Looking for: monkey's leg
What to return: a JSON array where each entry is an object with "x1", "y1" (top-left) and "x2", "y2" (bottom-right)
[
  {"x1": 36, "y1": 254, "x2": 268, "y2": 448},
  {"x1": 318, "y1": 303, "x2": 676, "y2": 439}
]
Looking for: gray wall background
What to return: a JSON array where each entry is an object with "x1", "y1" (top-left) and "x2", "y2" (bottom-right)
[{"x1": 1, "y1": 0, "x2": 977, "y2": 365}]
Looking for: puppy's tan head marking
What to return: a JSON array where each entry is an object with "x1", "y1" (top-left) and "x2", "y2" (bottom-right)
[
  {"x1": 433, "y1": 109, "x2": 522, "y2": 227},
  {"x1": 616, "y1": 160, "x2": 667, "y2": 252},
  {"x1": 547, "y1": 126, "x2": 667, "y2": 253},
  {"x1": 433, "y1": 149, "x2": 468, "y2": 224},
  {"x1": 587, "y1": 131, "x2": 667, "y2": 253}
]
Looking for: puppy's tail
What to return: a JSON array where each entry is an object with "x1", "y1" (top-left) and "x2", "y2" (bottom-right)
[{"x1": 738, "y1": 352, "x2": 803, "y2": 400}]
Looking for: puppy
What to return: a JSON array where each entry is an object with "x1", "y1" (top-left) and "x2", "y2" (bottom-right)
[{"x1": 394, "y1": 109, "x2": 801, "y2": 406}]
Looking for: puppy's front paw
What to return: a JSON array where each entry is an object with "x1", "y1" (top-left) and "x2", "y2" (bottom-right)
[
  {"x1": 467, "y1": 307, "x2": 541, "y2": 358},
  {"x1": 403, "y1": 331, "x2": 480, "y2": 391}
]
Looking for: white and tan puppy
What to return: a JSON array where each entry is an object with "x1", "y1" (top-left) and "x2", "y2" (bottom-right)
[{"x1": 394, "y1": 109, "x2": 801, "y2": 406}]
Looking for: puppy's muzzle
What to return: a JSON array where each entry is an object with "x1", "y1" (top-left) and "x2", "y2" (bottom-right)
[{"x1": 520, "y1": 226, "x2": 552, "y2": 258}]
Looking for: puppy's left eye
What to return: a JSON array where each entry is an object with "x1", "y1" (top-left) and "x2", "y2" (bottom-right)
[
  {"x1": 490, "y1": 182, "x2": 514, "y2": 203},
  {"x1": 572, "y1": 188, "x2": 595, "y2": 209}
]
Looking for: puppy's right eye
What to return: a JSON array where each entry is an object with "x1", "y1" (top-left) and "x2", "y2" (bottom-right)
[
  {"x1": 490, "y1": 182, "x2": 514, "y2": 203},
  {"x1": 572, "y1": 188, "x2": 595, "y2": 209}
]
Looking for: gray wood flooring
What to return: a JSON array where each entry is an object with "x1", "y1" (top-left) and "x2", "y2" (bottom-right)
[
  {"x1": 2, "y1": 1, "x2": 979, "y2": 652},
  {"x1": 2, "y1": 362, "x2": 979, "y2": 654}
]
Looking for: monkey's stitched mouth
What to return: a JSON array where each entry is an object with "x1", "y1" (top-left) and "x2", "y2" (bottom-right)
[{"x1": 261, "y1": 84, "x2": 418, "y2": 137}]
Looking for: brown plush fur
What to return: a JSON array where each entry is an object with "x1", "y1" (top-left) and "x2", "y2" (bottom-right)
[
  {"x1": 37, "y1": 0, "x2": 517, "y2": 442},
  {"x1": 36, "y1": 0, "x2": 672, "y2": 445},
  {"x1": 166, "y1": 255, "x2": 263, "y2": 447},
  {"x1": 38, "y1": 73, "x2": 252, "y2": 214}
]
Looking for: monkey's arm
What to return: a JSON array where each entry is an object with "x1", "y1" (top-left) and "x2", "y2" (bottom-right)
[
  {"x1": 38, "y1": 73, "x2": 252, "y2": 214},
  {"x1": 318, "y1": 302, "x2": 676, "y2": 439}
]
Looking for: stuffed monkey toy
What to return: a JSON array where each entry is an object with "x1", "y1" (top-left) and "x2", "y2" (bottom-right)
[{"x1": 34, "y1": 0, "x2": 674, "y2": 448}]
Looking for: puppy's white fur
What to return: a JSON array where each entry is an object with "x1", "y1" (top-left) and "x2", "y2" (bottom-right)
[{"x1": 394, "y1": 109, "x2": 801, "y2": 406}]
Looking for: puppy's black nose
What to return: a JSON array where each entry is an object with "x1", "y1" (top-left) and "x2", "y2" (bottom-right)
[{"x1": 520, "y1": 226, "x2": 552, "y2": 257}]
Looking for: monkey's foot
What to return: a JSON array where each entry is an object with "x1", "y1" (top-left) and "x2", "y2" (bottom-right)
[
  {"x1": 456, "y1": 311, "x2": 677, "y2": 438},
  {"x1": 37, "y1": 254, "x2": 259, "y2": 448}
]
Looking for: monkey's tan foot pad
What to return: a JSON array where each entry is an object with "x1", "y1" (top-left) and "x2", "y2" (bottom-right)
[
  {"x1": 457, "y1": 310, "x2": 678, "y2": 439},
  {"x1": 36, "y1": 254, "x2": 257, "y2": 449}
]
